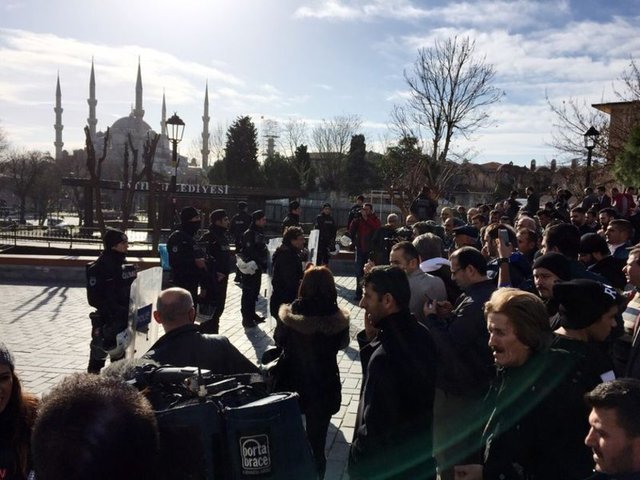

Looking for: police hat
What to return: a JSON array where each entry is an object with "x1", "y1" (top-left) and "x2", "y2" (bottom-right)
[{"x1": 210, "y1": 209, "x2": 227, "y2": 223}]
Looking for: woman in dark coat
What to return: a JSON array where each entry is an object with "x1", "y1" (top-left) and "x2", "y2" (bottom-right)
[{"x1": 277, "y1": 266, "x2": 350, "y2": 479}]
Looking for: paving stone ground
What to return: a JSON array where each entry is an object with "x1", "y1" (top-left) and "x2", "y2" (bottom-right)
[{"x1": 0, "y1": 274, "x2": 365, "y2": 480}]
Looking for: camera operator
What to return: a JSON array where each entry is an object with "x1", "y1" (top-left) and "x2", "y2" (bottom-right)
[
  {"x1": 143, "y1": 288, "x2": 259, "y2": 375},
  {"x1": 347, "y1": 194, "x2": 365, "y2": 230}
]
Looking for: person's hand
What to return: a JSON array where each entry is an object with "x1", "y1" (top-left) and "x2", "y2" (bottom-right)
[
  {"x1": 496, "y1": 237, "x2": 514, "y2": 259},
  {"x1": 435, "y1": 300, "x2": 453, "y2": 317},
  {"x1": 195, "y1": 258, "x2": 206, "y2": 269},
  {"x1": 422, "y1": 297, "x2": 437, "y2": 317},
  {"x1": 454, "y1": 464, "x2": 483, "y2": 480},
  {"x1": 364, "y1": 313, "x2": 379, "y2": 341},
  {"x1": 363, "y1": 259, "x2": 375, "y2": 274}
]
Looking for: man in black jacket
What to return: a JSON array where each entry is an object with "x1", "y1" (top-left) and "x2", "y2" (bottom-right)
[
  {"x1": 167, "y1": 206, "x2": 206, "y2": 304},
  {"x1": 197, "y1": 209, "x2": 232, "y2": 334},
  {"x1": 143, "y1": 287, "x2": 259, "y2": 374},
  {"x1": 239, "y1": 210, "x2": 269, "y2": 328},
  {"x1": 87, "y1": 228, "x2": 137, "y2": 374},
  {"x1": 422, "y1": 246, "x2": 496, "y2": 480},
  {"x1": 349, "y1": 266, "x2": 437, "y2": 480},
  {"x1": 314, "y1": 203, "x2": 337, "y2": 266},
  {"x1": 270, "y1": 226, "x2": 305, "y2": 343}
]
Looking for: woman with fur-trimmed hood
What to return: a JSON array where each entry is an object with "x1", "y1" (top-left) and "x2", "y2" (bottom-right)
[{"x1": 277, "y1": 266, "x2": 350, "y2": 479}]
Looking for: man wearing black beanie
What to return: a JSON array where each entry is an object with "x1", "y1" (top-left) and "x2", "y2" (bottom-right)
[
  {"x1": 167, "y1": 206, "x2": 206, "y2": 305},
  {"x1": 532, "y1": 252, "x2": 571, "y2": 318},
  {"x1": 86, "y1": 228, "x2": 137, "y2": 373}
]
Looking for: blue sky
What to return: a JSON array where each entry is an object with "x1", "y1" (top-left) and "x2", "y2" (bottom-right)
[{"x1": 1, "y1": 0, "x2": 639, "y2": 166}]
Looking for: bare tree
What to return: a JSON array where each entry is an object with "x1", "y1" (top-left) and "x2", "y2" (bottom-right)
[
  {"x1": 549, "y1": 58, "x2": 640, "y2": 169},
  {"x1": 616, "y1": 57, "x2": 640, "y2": 101},
  {"x1": 31, "y1": 161, "x2": 62, "y2": 225},
  {"x1": 280, "y1": 119, "x2": 312, "y2": 189},
  {"x1": 188, "y1": 121, "x2": 228, "y2": 166},
  {"x1": 85, "y1": 126, "x2": 110, "y2": 234},
  {"x1": 380, "y1": 136, "x2": 459, "y2": 215},
  {"x1": 311, "y1": 114, "x2": 362, "y2": 190},
  {"x1": 0, "y1": 122, "x2": 8, "y2": 158},
  {"x1": 401, "y1": 36, "x2": 503, "y2": 165},
  {"x1": 546, "y1": 94, "x2": 610, "y2": 162},
  {"x1": 120, "y1": 131, "x2": 160, "y2": 230},
  {"x1": 280, "y1": 118, "x2": 308, "y2": 159},
  {"x1": 0, "y1": 150, "x2": 51, "y2": 223}
]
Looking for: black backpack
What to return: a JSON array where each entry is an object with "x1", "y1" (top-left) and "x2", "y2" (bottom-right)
[{"x1": 86, "y1": 260, "x2": 103, "y2": 308}]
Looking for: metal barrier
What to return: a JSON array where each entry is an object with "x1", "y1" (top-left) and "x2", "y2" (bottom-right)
[{"x1": 0, "y1": 225, "x2": 172, "y2": 251}]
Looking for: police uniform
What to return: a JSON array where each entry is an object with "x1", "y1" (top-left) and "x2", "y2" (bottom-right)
[
  {"x1": 230, "y1": 202, "x2": 252, "y2": 282},
  {"x1": 240, "y1": 211, "x2": 269, "y2": 327},
  {"x1": 197, "y1": 209, "x2": 232, "y2": 334},
  {"x1": 167, "y1": 207, "x2": 206, "y2": 304},
  {"x1": 314, "y1": 204, "x2": 337, "y2": 266},
  {"x1": 87, "y1": 229, "x2": 136, "y2": 374}
]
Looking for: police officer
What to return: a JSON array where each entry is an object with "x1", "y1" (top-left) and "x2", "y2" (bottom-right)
[
  {"x1": 314, "y1": 203, "x2": 337, "y2": 266},
  {"x1": 282, "y1": 200, "x2": 301, "y2": 232},
  {"x1": 167, "y1": 206, "x2": 206, "y2": 305},
  {"x1": 87, "y1": 228, "x2": 137, "y2": 374},
  {"x1": 230, "y1": 201, "x2": 252, "y2": 284},
  {"x1": 197, "y1": 209, "x2": 232, "y2": 334},
  {"x1": 239, "y1": 210, "x2": 269, "y2": 328}
]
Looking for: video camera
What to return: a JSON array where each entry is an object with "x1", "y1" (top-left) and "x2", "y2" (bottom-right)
[{"x1": 122, "y1": 363, "x2": 317, "y2": 480}]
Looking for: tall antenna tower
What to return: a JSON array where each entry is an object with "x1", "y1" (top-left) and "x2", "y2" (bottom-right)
[{"x1": 260, "y1": 116, "x2": 279, "y2": 158}]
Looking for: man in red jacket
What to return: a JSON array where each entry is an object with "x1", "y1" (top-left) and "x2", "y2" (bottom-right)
[{"x1": 349, "y1": 203, "x2": 381, "y2": 301}]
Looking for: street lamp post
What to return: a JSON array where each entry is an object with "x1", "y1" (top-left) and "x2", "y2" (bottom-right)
[
  {"x1": 165, "y1": 113, "x2": 185, "y2": 228},
  {"x1": 584, "y1": 126, "x2": 600, "y2": 188}
]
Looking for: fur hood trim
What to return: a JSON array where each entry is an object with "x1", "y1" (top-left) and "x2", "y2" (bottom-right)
[{"x1": 279, "y1": 303, "x2": 350, "y2": 335}]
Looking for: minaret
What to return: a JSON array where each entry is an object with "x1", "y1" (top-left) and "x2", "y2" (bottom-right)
[
  {"x1": 54, "y1": 73, "x2": 64, "y2": 161},
  {"x1": 161, "y1": 91, "x2": 167, "y2": 137},
  {"x1": 201, "y1": 82, "x2": 210, "y2": 169},
  {"x1": 133, "y1": 58, "x2": 144, "y2": 119},
  {"x1": 87, "y1": 58, "x2": 97, "y2": 140}
]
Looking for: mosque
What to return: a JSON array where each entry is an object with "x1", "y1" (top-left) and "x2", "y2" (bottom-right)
[{"x1": 53, "y1": 59, "x2": 211, "y2": 180}]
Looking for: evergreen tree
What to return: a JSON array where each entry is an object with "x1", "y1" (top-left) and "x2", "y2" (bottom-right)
[
  {"x1": 614, "y1": 125, "x2": 640, "y2": 187},
  {"x1": 344, "y1": 134, "x2": 366, "y2": 194},
  {"x1": 291, "y1": 144, "x2": 314, "y2": 191},
  {"x1": 223, "y1": 116, "x2": 260, "y2": 186},
  {"x1": 261, "y1": 153, "x2": 299, "y2": 188},
  {"x1": 207, "y1": 159, "x2": 227, "y2": 184}
]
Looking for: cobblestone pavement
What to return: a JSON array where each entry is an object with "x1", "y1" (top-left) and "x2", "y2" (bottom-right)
[{"x1": 0, "y1": 274, "x2": 364, "y2": 480}]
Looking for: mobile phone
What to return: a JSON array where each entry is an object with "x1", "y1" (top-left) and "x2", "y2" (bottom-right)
[{"x1": 498, "y1": 228, "x2": 510, "y2": 246}]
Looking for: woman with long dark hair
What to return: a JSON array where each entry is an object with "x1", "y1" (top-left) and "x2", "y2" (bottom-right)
[
  {"x1": 277, "y1": 266, "x2": 350, "y2": 479},
  {"x1": 0, "y1": 343, "x2": 39, "y2": 480}
]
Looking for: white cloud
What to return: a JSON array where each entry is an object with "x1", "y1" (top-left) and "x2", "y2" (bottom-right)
[{"x1": 294, "y1": 0, "x2": 569, "y2": 27}]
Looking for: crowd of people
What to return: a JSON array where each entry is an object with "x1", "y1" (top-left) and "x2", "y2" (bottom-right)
[{"x1": 4, "y1": 184, "x2": 640, "y2": 479}]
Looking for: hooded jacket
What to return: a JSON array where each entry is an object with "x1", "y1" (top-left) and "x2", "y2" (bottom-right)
[{"x1": 277, "y1": 302, "x2": 349, "y2": 413}]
